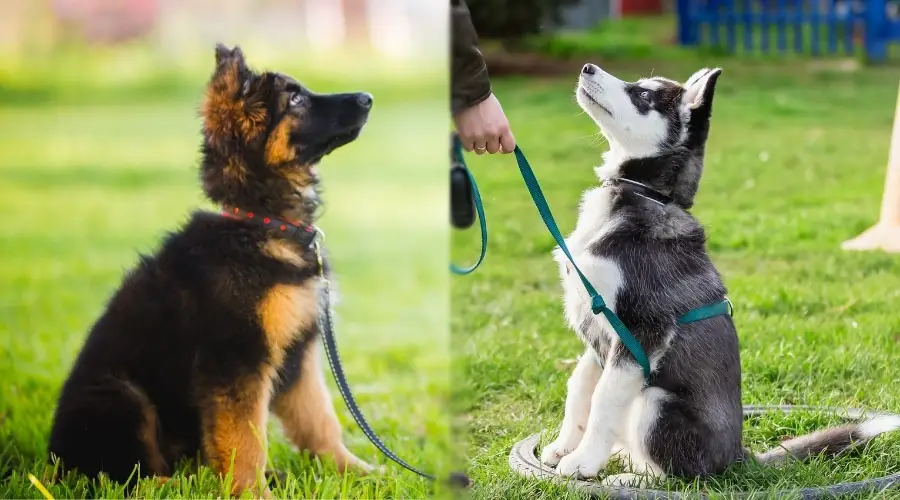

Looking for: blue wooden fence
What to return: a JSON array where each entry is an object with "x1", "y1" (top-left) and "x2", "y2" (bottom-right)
[{"x1": 676, "y1": 0, "x2": 900, "y2": 61}]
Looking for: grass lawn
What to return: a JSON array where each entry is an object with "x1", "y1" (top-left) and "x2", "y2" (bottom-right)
[
  {"x1": 451, "y1": 60, "x2": 900, "y2": 497},
  {"x1": 0, "y1": 56, "x2": 451, "y2": 498}
]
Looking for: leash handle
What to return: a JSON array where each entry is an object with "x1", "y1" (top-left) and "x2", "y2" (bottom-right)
[
  {"x1": 512, "y1": 146, "x2": 653, "y2": 380},
  {"x1": 318, "y1": 283, "x2": 436, "y2": 481},
  {"x1": 450, "y1": 134, "x2": 488, "y2": 275}
]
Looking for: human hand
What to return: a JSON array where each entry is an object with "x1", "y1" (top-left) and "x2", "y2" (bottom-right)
[{"x1": 453, "y1": 93, "x2": 515, "y2": 155}]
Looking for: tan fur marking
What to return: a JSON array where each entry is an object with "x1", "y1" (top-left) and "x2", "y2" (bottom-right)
[
  {"x1": 280, "y1": 167, "x2": 314, "y2": 190},
  {"x1": 273, "y1": 340, "x2": 374, "y2": 474},
  {"x1": 265, "y1": 116, "x2": 299, "y2": 164},
  {"x1": 262, "y1": 239, "x2": 306, "y2": 268},
  {"x1": 258, "y1": 282, "x2": 320, "y2": 366},
  {"x1": 200, "y1": 90, "x2": 266, "y2": 143},
  {"x1": 120, "y1": 380, "x2": 167, "y2": 476},
  {"x1": 238, "y1": 102, "x2": 267, "y2": 140},
  {"x1": 223, "y1": 157, "x2": 247, "y2": 183},
  {"x1": 277, "y1": 166, "x2": 318, "y2": 222},
  {"x1": 214, "y1": 58, "x2": 242, "y2": 95},
  {"x1": 202, "y1": 374, "x2": 272, "y2": 496}
]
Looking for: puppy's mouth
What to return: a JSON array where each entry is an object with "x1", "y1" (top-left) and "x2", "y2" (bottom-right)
[
  {"x1": 295, "y1": 125, "x2": 366, "y2": 165},
  {"x1": 578, "y1": 88, "x2": 613, "y2": 117}
]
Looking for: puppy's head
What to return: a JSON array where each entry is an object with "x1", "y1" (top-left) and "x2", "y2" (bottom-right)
[
  {"x1": 576, "y1": 64, "x2": 722, "y2": 207},
  {"x1": 200, "y1": 43, "x2": 373, "y2": 221}
]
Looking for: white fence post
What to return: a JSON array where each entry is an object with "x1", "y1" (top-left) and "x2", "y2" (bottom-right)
[{"x1": 842, "y1": 79, "x2": 900, "y2": 253}]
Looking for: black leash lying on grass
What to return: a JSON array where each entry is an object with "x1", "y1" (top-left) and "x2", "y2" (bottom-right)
[
  {"x1": 223, "y1": 206, "x2": 470, "y2": 488},
  {"x1": 314, "y1": 244, "x2": 471, "y2": 488}
]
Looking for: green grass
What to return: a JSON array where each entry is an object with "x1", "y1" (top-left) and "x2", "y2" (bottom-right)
[
  {"x1": 451, "y1": 60, "x2": 900, "y2": 498},
  {"x1": 0, "y1": 53, "x2": 451, "y2": 498}
]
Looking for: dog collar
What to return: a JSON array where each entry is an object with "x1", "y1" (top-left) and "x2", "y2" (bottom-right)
[
  {"x1": 221, "y1": 204, "x2": 320, "y2": 248},
  {"x1": 601, "y1": 178, "x2": 673, "y2": 206}
]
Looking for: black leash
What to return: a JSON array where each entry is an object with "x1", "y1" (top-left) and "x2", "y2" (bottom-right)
[
  {"x1": 220, "y1": 205, "x2": 471, "y2": 487},
  {"x1": 314, "y1": 243, "x2": 471, "y2": 488}
]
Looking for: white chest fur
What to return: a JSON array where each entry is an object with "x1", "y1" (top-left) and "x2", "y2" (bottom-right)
[{"x1": 554, "y1": 183, "x2": 625, "y2": 358}]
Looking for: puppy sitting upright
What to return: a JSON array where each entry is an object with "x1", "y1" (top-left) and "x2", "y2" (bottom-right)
[
  {"x1": 540, "y1": 64, "x2": 900, "y2": 486},
  {"x1": 48, "y1": 44, "x2": 375, "y2": 494}
]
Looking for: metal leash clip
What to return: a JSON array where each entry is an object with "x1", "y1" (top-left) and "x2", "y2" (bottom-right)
[{"x1": 312, "y1": 229, "x2": 326, "y2": 281}]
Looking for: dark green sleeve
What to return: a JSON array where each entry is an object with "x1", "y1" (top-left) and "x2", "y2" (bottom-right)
[{"x1": 451, "y1": 0, "x2": 492, "y2": 115}]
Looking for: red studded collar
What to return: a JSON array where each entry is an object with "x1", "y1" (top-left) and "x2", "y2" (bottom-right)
[{"x1": 221, "y1": 204, "x2": 320, "y2": 248}]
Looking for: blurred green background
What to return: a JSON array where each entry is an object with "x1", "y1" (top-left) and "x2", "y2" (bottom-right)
[{"x1": 0, "y1": 1, "x2": 450, "y2": 498}]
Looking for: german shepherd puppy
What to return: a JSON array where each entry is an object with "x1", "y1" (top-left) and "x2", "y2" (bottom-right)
[
  {"x1": 47, "y1": 44, "x2": 375, "y2": 495},
  {"x1": 540, "y1": 63, "x2": 900, "y2": 486}
]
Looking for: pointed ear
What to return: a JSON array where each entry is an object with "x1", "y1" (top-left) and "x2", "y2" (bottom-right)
[
  {"x1": 214, "y1": 43, "x2": 231, "y2": 65},
  {"x1": 682, "y1": 68, "x2": 722, "y2": 110},
  {"x1": 211, "y1": 43, "x2": 248, "y2": 95},
  {"x1": 214, "y1": 43, "x2": 245, "y2": 68}
]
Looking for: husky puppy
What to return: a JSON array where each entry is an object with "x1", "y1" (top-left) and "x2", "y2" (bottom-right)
[{"x1": 539, "y1": 63, "x2": 900, "y2": 486}]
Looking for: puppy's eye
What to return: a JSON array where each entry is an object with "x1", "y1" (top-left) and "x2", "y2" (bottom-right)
[
  {"x1": 640, "y1": 91, "x2": 650, "y2": 101},
  {"x1": 289, "y1": 93, "x2": 304, "y2": 106}
]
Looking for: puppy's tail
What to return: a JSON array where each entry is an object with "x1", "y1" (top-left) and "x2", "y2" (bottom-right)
[{"x1": 752, "y1": 414, "x2": 900, "y2": 466}]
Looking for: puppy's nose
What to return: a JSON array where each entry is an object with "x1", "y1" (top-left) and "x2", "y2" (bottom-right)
[
  {"x1": 582, "y1": 64, "x2": 597, "y2": 76},
  {"x1": 356, "y1": 93, "x2": 373, "y2": 109}
]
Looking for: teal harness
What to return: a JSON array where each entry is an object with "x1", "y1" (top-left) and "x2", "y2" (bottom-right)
[{"x1": 450, "y1": 136, "x2": 732, "y2": 380}]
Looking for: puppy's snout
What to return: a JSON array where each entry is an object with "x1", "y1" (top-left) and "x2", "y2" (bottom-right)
[
  {"x1": 582, "y1": 64, "x2": 598, "y2": 76},
  {"x1": 356, "y1": 93, "x2": 373, "y2": 109}
]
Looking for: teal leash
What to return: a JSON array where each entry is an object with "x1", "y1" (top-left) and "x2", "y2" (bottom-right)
[
  {"x1": 511, "y1": 146, "x2": 653, "y2": 380},
  {"x1": 514, "y1": 144, "x2": 734, "y2": 380},
  {"x1": 450, "y1": 136, "x2": 487, "y2": 275},
  {"x1": 452, "y1": 143, "x2": 733, "y2": 381}
]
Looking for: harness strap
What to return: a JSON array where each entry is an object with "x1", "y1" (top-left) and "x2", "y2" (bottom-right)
[
  {"x1": 513, "y1": 146, "x2": 732, "y2": 382},
  {"x1": 450, "y1": 135, "x2": 487, "y2": 275},
  {"x1": 678, "y1": 297, "x2": 733, "y2": 323}
]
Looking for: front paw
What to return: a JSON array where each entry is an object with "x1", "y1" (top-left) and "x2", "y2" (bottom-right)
[
  {"x1": 328, "y1": 448, "x2": 382, "y2": 476},
  {"x1": 343, "y1": 455, "x2": 384, "y2": 476},
  {"x1": 555, "y1": 447, "x2": 607, "y2": 479},
  {"x1": 541, "y1": 439, "x2": 577, "y2": 467},
  {"x1": 356, "y1": 461, "x2": 386, "y2": 476}
]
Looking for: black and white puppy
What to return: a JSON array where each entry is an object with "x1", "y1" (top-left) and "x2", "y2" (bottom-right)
[{"x1": 540, "y1": 64, "x2": 900, "y2": 486}]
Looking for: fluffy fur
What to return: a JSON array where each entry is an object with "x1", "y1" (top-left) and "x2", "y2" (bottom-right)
[
  {"x1": 540, "y1": 63, "x2": 900, "y2": 485},
  {"x1": 47, "y1": 44, "x2": 375, "y2": 496}
]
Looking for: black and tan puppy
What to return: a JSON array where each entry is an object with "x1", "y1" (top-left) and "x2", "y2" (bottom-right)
[{"x1": 47, "y1": 44, "x2": 375, "y2": 495}]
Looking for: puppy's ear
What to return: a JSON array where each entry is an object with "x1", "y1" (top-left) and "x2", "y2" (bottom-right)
[
  {"x1": 214, "y1": 43, "x2": 231, "y2": 65},
  {"x1": 681, "y1": 68, "x2": 722, "y2": 111},
  {"x1": 211, "y1": 43, "x2": 248, "y2": 95}
]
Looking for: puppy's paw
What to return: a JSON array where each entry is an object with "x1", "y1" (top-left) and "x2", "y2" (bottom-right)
[
  {"x1": 359, "y1": 462, "x2": 386, "y2": 476},
  {"x1": 555, "y1": 447, "x2": 607, "y2": 479},
  {"x1": 540, "y1": 439, "x2": 575, "y2": 467},
  {"x1": 540, "y1": 428, "x2": 585, "y2": 467},
  {"x1": 343, "y1": 455, "x2": 383, "y2": 476}
]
